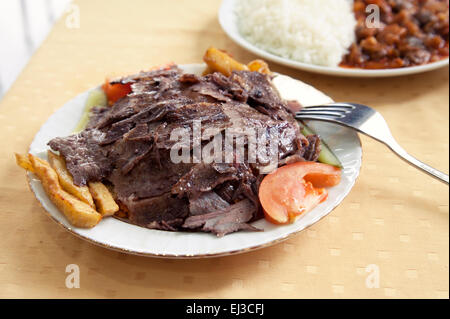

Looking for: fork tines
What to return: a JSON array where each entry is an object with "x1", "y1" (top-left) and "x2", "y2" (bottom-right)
[{"x1": 296, "y1": 103, "x2": 355, "y2": 119}]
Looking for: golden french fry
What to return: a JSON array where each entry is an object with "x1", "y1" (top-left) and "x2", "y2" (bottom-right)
[
  {"x1": 203, "y1": 47, "x2": 249, "y2": 77},
  {"x1": 15, "y1": 153, "x2": 34, "y2": 173},
  {"x1": 247, "y1": 59, "x2": 271, "y2": 74},
  {"x1": 28, "y1": 154, "x2": 102, "y2": 228},
  {"x1": 88, "y1": 182, "x2": 119, "y2": 216},
  {"x1": 47, "y1": 151, "x2": 95, "y2": 208}
]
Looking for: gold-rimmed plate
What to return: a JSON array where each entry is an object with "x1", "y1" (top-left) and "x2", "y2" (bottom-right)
[{"x1": 27, "y1": 64, "x2": 362, "y2": 258}]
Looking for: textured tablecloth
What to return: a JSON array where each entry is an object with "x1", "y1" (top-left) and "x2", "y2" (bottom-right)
[{"x1": 0, "y1": 0, "x2": 448, "y2": 298}]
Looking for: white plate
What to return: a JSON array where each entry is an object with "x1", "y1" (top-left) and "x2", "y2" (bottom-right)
[
  {"x1": 27, "y1": 64, "x2": 362, "y2": 258},
  {"x1": 219, "y1": 0, "x2": 449, "y2": 78}
]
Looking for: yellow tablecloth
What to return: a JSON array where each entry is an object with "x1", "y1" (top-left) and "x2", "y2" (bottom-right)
[{"x1": 0, "y1": 0, "x2": 448, "y2": 298}]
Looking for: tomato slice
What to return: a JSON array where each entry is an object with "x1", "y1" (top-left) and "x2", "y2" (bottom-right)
[
  {"x1": 259, "y1": 162, "x2": 341, "y2": 224},
  {"x1": 102, "y1": 81, "x2": 132, "y2": 105}
]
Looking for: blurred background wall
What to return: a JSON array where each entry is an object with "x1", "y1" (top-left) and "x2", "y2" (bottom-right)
[{"x1": 0, "y1": 0, "x2": 71, "y2": 100}]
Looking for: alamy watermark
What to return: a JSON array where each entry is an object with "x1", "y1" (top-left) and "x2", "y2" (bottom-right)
[
  {"x1": 169, "y1": 120, "x2": 291, "y2": 173},
  {"x1": 65, "y1": 3, "x2": 80, "y2": 29},
  {"x1": 365, "y1": 4, "x2": 381, "y2": 29},
  {"x1": 365, "y1": 264, "x2": 380, "y2": 289},
  {"x1": 65, "y1": 264, "x2": 80, "y2": 288}
]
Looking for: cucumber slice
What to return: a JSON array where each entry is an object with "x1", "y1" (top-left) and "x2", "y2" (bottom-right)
[
  {"x1": 300, "y1": 122, "x2": 343, "y2": 168},
  {"x1": 73, "y1": 89, "x2": 108, "y2": 133}
]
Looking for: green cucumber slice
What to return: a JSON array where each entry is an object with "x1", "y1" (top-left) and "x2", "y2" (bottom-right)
[
  {"x1": 74, "y1": 89, "x2": 108, "y2": 133},
  {"x1": 300, "y1": 122, "x2": 343, "y2": 168}
]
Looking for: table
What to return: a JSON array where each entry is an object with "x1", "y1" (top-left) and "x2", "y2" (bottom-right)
[{"x1": 0, "y1": 0, "x2": 448, "y2": 298}]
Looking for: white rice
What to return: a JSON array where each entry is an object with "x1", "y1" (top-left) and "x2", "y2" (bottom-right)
[{"x1": 235, "y1": 0, "x2": 356, "y2": 67}]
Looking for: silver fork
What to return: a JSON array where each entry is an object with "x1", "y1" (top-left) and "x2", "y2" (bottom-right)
[{"x1": 295, "y1": 102, "x2": 449, "y2": 185}]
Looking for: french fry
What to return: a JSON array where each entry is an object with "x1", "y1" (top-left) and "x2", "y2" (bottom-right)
[
  {"x1": 15, "y1": 153, "x2": 34, "y2": 173},
  {"x1": 203, "y1": 47, "x2": 249, "y2": 76},
  {"x1": 47, "y1": 151, "x2": 95, "y2": 208},
  {"x1": 88, "y1": 182, "x2": 119, "y2": 216},
  {"x1": 247, "y1": 59, "x2": 271, "y2": 74},
  {"x1": 27, "y1": 154, "x2": 102, "y2": 228}
]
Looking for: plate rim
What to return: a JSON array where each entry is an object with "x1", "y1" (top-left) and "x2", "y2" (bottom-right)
[
  {"x1": 218, "y1": 0, "x2": 449, "y2": 78},
  {"x1": 27, "y1": 64, "x2": 363, "y2": 259}
]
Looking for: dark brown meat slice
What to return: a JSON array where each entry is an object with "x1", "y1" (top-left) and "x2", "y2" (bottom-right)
[
  {"x1": 164, "y1": 102, "x2": 229, "y2": 124},
  {"x1": 99, "y1": 67, "x2": 187, "y2": 130},
  {"x1": 214, "y1": 181, "x2": 239, "y2": 204},
  {"x1": 191, "y1": 80, "x2": 233, "y2": 103},
  {"x1": 303, "y1": 135, "x2": 322, "y2": 162},
  {"x1": 128, "y1": 100, "x2": 180, "y2": 123},
  {"x1": 220, "y1": 102, "x2": 305, "y2": 169},
  {"x1": 120, "y1": 143, "x2": 154, "y2": 175},
  {"x1": 230, "y1": 71, "x2": 292, "y2": 121},
  {"x1": 221, "y1": 101, "x2": 276, "y2": 130},
  {"x1": 123, "y1": 192, "x2": 189, "y2": 230},
  {"x1": 225, "y1": 162, "x2": 258, "y2": 203},
  {"x1": 188, "y1": 191, "x2": 230, "y2": 216},
  {"x1": 130, "y1": 77, "x2": 179, "y2": 101},
  {"x1": 278, "y1": 134, "x2": 321, "y2": 166},
  {"x1": 200, "y1": 72, "x2": 248, "y2": 102},
  {"x1": 194, "y1": 71, "x2": 289, "y2": 121},
  {"x1": 123, "y1": 123, "x2": 150, "y2": 141},
  {"x1": 182, "y1": 199, "x2": 260, "y2": 237},
  {"x1": 109, "y1": 150, "x2": 193, "y2": 200},
  {"x1": 174, "y1": 160, "x2": 259, "y2": 208},
  {"x1": 95, "y1": 96, "x2": 136, "y2": 129},
  {"x1": 86, "y1": 107, "x2": 109, "y2": 129},
  {"x1": 172, "y1": 163, "x2": 239, "y2": 198},
  {"x1": 126, "y1": 68, "x2": 202, "y2": 106},
  {"x1": 110, "y1": 65, "x2": 182, "y2": 85},
  {"x1": 233, "y1": 177, "x2": 259, "y2": 209},
  {"x1": 154, "y1": 102, "x2": 232, "y2": 150},
  {"x1": 189, "y1": 71, "x2": 287, "y2": 109},
  {"x1": 275, "y1": 122, "x2": 304, "y2": 159},
  {"x1": 100, "y1": 120, "x2": 134, "y2": 145},
  {"x1": 48, "y1": 129, "x2": 112, "y2": 186},
  {"x1": 99, "y1": 99, "x2": 183, "y2": 145},
  {"x1": 96, "y1": 93, "x2": 173, "y2": 131},
  {"x1": 101, "y1": 101, "x2": 231, "y2": 148}
]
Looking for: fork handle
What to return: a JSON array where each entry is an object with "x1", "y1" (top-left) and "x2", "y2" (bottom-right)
[{"x1": 385, "y1": 140, "x2": 449, "y2": 185}]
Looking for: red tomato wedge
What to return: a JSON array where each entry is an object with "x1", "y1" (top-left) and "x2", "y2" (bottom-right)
[
  {"x1": 259, "y1": 162, "x2": 342, "y2": 225},
  {"x1": 102, "y1": 81, "x2": 132, "y2": 105}
]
